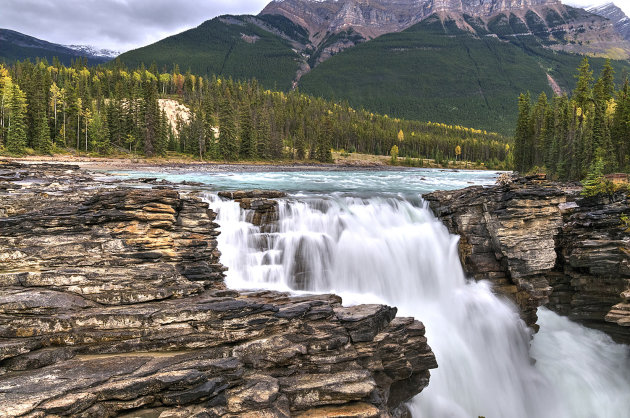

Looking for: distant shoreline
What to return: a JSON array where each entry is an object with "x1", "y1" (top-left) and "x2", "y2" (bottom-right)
[{"x1": 3, "y1": 155, "x2": 493, "y2": 173}]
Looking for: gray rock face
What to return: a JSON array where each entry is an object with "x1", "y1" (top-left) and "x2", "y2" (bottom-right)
[
  {"x1": 0, "y1": 162, "x2": 437, "y2": 417},
  {"x1": 551, "y1": 192, "x2": 630, "y2": 343},
  {"x1": 262, "y1": 0, "x2": 560, "y2": 40},
  {"x1": 262, "y1": 0, "x2": 630, "y2": 66},
  {"x1": 588, "y1": 2, "x2": 630, "y2": 41},
  {"x1": 425, "y1": 175, "x2": 630, "y2": 343}
]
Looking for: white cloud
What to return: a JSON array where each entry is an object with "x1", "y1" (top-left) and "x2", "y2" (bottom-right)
[{"x1": 0, "y1": 0, "x2": 269, "y2": 51}]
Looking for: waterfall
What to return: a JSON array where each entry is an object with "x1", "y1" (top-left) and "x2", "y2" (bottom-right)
[{"x1": 206, "y1": 193, "x2": 630, "y2": 418}]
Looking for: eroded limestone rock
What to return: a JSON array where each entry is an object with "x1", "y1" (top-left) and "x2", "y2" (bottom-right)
[
  {"x1": 0, "y1": 162, "x2": 437, "y2": 417},
  {"x1": 425, "y1": 174, "x2": 630, "y2": 343}
]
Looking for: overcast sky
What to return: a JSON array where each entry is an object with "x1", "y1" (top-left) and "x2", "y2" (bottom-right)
[{"x1": 0, "y1": 0, "x2": 628, "y2": 52}]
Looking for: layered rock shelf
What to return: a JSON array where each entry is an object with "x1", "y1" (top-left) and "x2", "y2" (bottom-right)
[
  {"x1": 0, "y1": 162, "x2": 437, "y2": 417},
  {"x1": 217, "y1": 190, "x2": 286, "y2": 229},
  {"x1": 425, "y1": 174, "x2": 630, "y2": 343}
]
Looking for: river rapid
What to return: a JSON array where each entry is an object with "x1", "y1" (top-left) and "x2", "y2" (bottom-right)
[{"x1": 114, "y1": 168, "x2": 630, "y2": 418}]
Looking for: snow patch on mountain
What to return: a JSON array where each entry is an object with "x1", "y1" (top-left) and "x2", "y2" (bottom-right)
[{"x1": 65, "y1": 44, "x2": 121, "y2": 59}]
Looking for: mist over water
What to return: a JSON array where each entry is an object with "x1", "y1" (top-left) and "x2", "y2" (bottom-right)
[{"x1": 117, "y1": 168, "x2": 630, "y2": 417}]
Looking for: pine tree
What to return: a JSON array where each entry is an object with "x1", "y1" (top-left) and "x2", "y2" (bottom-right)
[
  {"x1": 219, "y1": 99, "x2": 238, "y2": 160},
  {"x1": 238, "y1": 105, "x2": 256, "y2": 159},
  {"x1": 513, "y1": 92, "x2": 532, "y2": 172},
  {"x1": 7, "y1": 83, "x2": 27, "y2": 154},
  {"x1": 612, "y1": 78, "x2": 630, "y2": 170},
  {"x1": 581, "y1": 156, "x2": 613, "y2": 196},
  {"x1": 574, "y1": 57, "x2": 593, "y2": 111},
  {"x1": 192, "y1": 109, "x2": 206, "y2": 160},
  {"x1": 530, "y1": 92, "x2": 548, "y2": 168},
  {"x1": 256, "y1": 108, "x2": 271, "y2": 160},
  {"x1": 35, "y1": 110, "x2": 52, "y2": 154},
  {"x1": 155, "y1": 110, "x2": 169, "y2": 156},
  {"x1": 316, "y1": 116, "x2": 333, "y2": 163},
  {"x1": 143, "y1": 78, "x2": 159, "y2": 157},
  {"x1": 295, "y1": 126, "x2": 306, "y2": 160}
]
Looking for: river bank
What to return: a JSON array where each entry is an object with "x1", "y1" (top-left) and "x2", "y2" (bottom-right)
[{"x1": 1, "y1": 152, "x2": 492, "y2": 173}]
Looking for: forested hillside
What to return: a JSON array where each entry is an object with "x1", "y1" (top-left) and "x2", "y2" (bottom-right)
[
  {"x1": 299, "y1": 15, "x2": 630, "y2": 135},
  {"x1": 0, "y1": 59, "x2": 511, "y2": 167},
  {"x1": 513, "y1": 58, "x2": 630, "y2": 181},
  {"x1": 117, "y1": 11, "x2": 630, "y2": 136},
  {"x1": 117, "y1": 15, "x2": 304, "y2": 91}
]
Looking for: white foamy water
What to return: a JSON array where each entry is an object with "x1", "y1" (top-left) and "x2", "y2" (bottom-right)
[
  {"x1": 203, "y1": 189, "x2": 630, "y2": 418},
  {"x1": 113, "y1": 168, "x2": 630, "y2": 417}
]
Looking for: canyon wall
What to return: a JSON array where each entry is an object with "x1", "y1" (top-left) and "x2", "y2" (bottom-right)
[{"x1": 425, "y1": 175, "x2": 630, "y2": 343}]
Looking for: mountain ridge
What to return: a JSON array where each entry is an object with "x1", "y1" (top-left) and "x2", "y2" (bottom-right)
[
  {"x1": 588, "y1": 2, "x2": 630, "y2": 41},
  {"x1": 0, "y1": 28, "x2": 113, "y2": 65},
  {"x1": 262, "y1": 0, "x2": 630, "y2": 63}
]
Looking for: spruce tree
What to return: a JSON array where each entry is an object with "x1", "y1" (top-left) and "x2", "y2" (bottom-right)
[
  {"x1": 295, "y1": 126, "x2": 306, "y2": 160},
  {"x1": 599, "y1": 59, "x2": 615, "y2": 101},
  {"x1": 35, "y1": 110, "x2": 52, "y2": 154},
  {"x1": 238, "y1": 105, "x2": 256, "y2": 159},
  {"x1": 612, "y1": 78, "x2": 630, "y2": 170},
  {"x1": 574, "y1": 57, "x2": 593, "y2": 111},
  {"x1": 530, "y1": 92, "x2": 548, "y2": 168},
  {"x1": 7, "y1": 83, "x2": 27, "y2": 154},
  {"x1": 219, "y1": 99, "x2": 238, "y2": 160},
  {"x1": 513, "y1": 92, "x2": 532, "y2": 172},
  {"x1": 155, "y1": 110, "x2": 169, "y2": 156},
  {"x1": 143, "y1": 79, "x2": 159, "y2": 157},
  {"x1": 256, "y1": 108, "x2": 271, "y2": 160},
  {"x1": 316, "y1": 116, "x2": 334, "y2": 163}
]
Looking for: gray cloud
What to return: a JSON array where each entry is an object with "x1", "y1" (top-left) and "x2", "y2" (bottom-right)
[{"x1": 0, "y1": 0, "x2": 269, "y2": 52}]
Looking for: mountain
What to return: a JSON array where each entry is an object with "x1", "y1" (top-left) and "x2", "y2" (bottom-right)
[
  {"x1": 262, "y1": 0, "x2": 630, "y2": 62},
  {"x1": 117, "y1": 15, "x2": 307, "y2": 90},
  {"x1": 0, "y1": 29, "x2": 113, "y2": 65},
  {"x1": 116, "y1": 0, "x2": 630, "y2": 134},
  {"x1": 299, "y1": 14, "x2": 630, "y2": 135},
  {"x1": 588, "y1": 2, "x2": 630, "y2": 41},
  {"x1": 262, "y1": 0, "x2": 559, "y2": 39}
]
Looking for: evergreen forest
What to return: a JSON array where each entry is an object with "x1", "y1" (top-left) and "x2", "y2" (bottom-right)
[
  {"x1": 0, "y1": 58, "x2": 512, "y2": 166},
  {"x1": 513, "y1": 58, "x2": 630, "y2": 181}
]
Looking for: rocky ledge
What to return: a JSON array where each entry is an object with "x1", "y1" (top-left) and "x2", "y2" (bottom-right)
[
  {"x1": 425, "y1": 174, "x2": 630, "y2": 343},
  {"x1": 0, "y1": 162, "x2": 437, "y2": 417},
  {"x1": 218, "y1": 190, "x2": 286, "y2": 230}
]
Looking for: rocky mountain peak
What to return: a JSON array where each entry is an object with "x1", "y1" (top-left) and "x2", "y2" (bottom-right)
[
  {"x1": 261, "y1": 0, "x2": 562, "y2": 40},
  {"x1": 587, "y1": 2, "x2": 630, "y2": 40}
]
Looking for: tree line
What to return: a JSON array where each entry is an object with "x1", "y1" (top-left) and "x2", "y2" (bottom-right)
[
  {"x1": 513, "y1": 58, "x2": 630, "y2": 180},
  {"x1": 0, "y1": 58, "x2": 512, "y2": 165}
]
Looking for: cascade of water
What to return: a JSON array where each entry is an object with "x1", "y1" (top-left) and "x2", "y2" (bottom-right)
[{"x1": 205, "y1": 193, "x2": 630, "y2": 418}]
